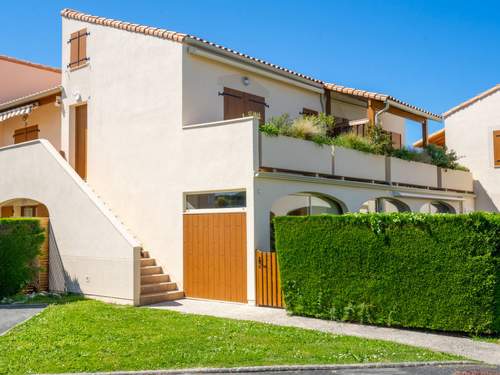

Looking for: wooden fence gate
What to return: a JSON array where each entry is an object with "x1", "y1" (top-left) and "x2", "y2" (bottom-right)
[{"x1": 255, "y1": 250, "x2": 284, "y2": 308}]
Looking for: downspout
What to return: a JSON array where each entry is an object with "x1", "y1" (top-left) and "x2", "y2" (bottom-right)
[{"x1": 374, "y1": 101, "x2": 390, "y2": 127}]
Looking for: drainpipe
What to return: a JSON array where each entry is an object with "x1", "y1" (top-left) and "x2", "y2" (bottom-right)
[{"x1": 374, "y1": 101, "x2": 390, "y2": 127}]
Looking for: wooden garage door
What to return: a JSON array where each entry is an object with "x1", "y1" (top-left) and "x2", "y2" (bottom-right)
[{"x1": 183, "y1": 212, "x2": 247, "y2": 303}]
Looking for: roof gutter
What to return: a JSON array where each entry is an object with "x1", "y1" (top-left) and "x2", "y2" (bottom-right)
[
  {"x1": 374, "y1": 101, "x2": 390, "y2": 126},
  {"x1": 186, "y1": 40, "x2": 325, "y2": 94},
  {"x1": 387, "y1": 99, "x2": 442, "y2": 122}
]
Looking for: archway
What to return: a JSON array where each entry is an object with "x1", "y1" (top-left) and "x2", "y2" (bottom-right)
[
  {"x1": 420, "y1": 201, "x2": 456, "y2": 214},
  {"x1": 0, "y1": 198, "x2": 50, "y2": 293},
  {"x1": 0, "y1": 198, "x2": 49, "y2": 218},
  {"x1": 359, "y1": 197, "x2": 411, "y2": 213},
  {"x1": 270, "y1": 192, "x2": 345, "y2": 249}
]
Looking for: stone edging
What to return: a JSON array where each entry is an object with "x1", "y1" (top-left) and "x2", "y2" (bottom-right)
[{"x1": 43, "y1": 361, "x2": 476, "y2": 375}]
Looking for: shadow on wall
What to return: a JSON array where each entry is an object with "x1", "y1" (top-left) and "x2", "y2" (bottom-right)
[
  {"x1": 474, "y1": 180, "x2": 499, "y2": 212},
  {"x1": 48, "y1": 222, "x2": 82, "y2": 294}
]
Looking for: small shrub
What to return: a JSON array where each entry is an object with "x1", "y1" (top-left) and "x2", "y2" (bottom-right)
[
  {"x1": 424, "y1": 144, "x2": 468, "y2": 171},
  {"x1": 332, "y1": 133, "x2": 377, "y2": 154},
  {"x1": 0, "y1": 219, "x2": 45, "y2": 298}
]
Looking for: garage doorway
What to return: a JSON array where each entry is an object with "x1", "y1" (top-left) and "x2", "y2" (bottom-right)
[{"x1": 183, "y1": 191, "x2": 247, "y2": 303}]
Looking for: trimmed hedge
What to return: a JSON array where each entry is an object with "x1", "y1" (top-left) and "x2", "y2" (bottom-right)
[
  {"x1": 0, "y1": 219, "x2": 45, "y2": 297},
  {"x1": 274, "y1": 213, "x2": 500, "y2": 334}
]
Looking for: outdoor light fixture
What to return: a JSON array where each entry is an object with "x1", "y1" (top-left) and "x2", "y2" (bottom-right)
[{"x1": 242, "y1": 76, "x2": 250, "y2": 86}]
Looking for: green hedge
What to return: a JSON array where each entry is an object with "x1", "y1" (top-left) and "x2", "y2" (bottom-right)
[
  {"x1": 274, "y1": 213, "x2": 500, "y2": 334},
  {"x1": 0, "y1": 219, "x2": 45, "y2": 298}
]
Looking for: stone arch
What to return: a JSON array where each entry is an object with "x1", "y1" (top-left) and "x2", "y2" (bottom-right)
[
  {"x1": 420, "y1": 201, "x2": 456, "y2": 214},
  {"x1": 358, "y1": 197, "x2": 411, "y2": 213}
]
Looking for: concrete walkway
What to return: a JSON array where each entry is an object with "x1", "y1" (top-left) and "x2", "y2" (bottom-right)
[
  {"x1": 149, "y1": 299, "x2": 500, "y2": 365},
  {"x1": 0, "y1": 304, "x2": 46, "y2": 335}
]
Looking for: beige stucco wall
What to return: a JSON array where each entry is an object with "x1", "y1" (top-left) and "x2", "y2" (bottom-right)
[
  {"x1": 0, "y1": 140, "x2": 141, "y2": 304},
  {"x1": 182, "y1": 51, "x2": 324, "y2": 126},
  {"x1": 445, "y1": 90, "x2": 500, "y2": 211},
  {"x1": 0, "y1": 102, "x2": 61, "y2": 150}
]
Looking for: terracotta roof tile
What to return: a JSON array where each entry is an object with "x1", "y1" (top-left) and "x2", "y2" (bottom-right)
[
  {"x1": 0, "y1": 54, "x2": 60, "y2": 74},
  {"x1": 60, "y1": 8, "x2": 439, "y2": 119},
  {"x1": 443, "y1": 84, "x2": 500, "y2": 118}
]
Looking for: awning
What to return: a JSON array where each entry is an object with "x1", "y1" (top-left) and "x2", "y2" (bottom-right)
[{"x1": 0, "y1": 103, "x2": 37, "y2": 123}]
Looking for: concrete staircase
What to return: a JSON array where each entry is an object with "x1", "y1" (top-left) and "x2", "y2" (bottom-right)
[{"x1": 140, "y1": 250, "x2": 184, "y2": 305}]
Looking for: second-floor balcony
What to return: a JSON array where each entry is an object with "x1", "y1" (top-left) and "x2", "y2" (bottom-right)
[{"x1": 183, "y1": 117, "x2": 473, "y2": 194}]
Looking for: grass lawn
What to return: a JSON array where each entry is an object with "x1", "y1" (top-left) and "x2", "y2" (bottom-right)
[{"x1": 0, "y1": 300, "x2": 460, "y2": 374}]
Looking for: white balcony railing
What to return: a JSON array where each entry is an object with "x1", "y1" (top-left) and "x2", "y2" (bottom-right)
[{"x1": 259, "y1": 134, "x2": 474, "y2": 193}]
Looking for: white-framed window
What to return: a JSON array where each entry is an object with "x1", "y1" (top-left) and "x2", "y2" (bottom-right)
[{"x1": 184, "y1": 190, "x2": 246, "y2": 212}]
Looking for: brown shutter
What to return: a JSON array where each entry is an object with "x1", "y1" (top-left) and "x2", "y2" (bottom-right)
[
  {"x1": 391, "y1": 132, "x2": 402, "y2": 149},
  {"x1": 78, "y1": 29, "x2": 87, "y2": 64},
  {"x1": 245, "y1": 92, "x2": 266, "y2": 125},
  {"x1": 223, "y1": 88, "x2": 245, "y2": 121},
  {"x1": 1, "y1": 206, "x2": 14, "y2": 218},
  {"x1": 13, "y1": 125, "x2": 39, "y2": 144},
  {"x1": 70, "y1": 31, "x2": 79, "y2": 68},
  {"x1": 69, "y1": 29, "x2": 87, "y2": 68},
  {"x1": 222, "y1": 87, "x2": 266, "y2": 125},
  {"x1": 494, "y1": 130, "x2": 500, "y2": 167}
]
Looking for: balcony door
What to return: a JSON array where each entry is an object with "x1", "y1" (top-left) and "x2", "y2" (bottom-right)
[
  {"x1": 223, "y1": 87, "x2": 266, "y2": 125},
  {"x1": 75, "y1": 104, "x2": 87, "y2": 180}
]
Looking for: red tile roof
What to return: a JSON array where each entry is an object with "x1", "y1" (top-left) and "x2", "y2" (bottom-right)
[
  {"x1": 61, "y1": 8, "x2": 439, "y2": 119},
  {"x1": 443, "y1": 84, "x2": 500, "y2": 118},
  {"x1": 0, "y1": 55, "x2": 60, "y2": 73}
]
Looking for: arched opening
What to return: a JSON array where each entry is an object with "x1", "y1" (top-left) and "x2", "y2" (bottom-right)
[
  {"x1": 420, "y1": 201, "x2": 456, "y2": 214},
  {"x1": 0, "y1": 198, "x2": 49, "y2": 218},
  {"x1": 270, "y1": 192, "x2": 345, "y2": 248},
  {"x1": 359, "y1": 197, "x2": 411, "y2": 213},
  {"x1": 0, "y1": 198, "x2": 50, "y2": 293}
]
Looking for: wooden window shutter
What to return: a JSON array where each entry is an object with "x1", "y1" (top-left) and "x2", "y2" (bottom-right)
[
  {"x1": 1, "y1": 206, "x2": 14, "y2": 218},
  {"x1": 69, "y1": 29, "x2": 88, "y2": 68},
  {"x1": 494, "y1": 130, "x2": 500, "y2": 167},
  {"x1": 223, "y1": 88, "x2": 245, "y2": 121},
  {"x1": 13, "y1": 125, "x2": 39, "y2": 144},
  {"x1": 245, "y1": 92, "x2": 266, "y2": 125}
]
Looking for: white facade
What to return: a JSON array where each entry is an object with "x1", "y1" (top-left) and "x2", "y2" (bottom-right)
[
  {"x1": 0, "y1": 10, "x2": 476, "y2": 305},
  {"x1": 445, "y1": 88, "x2": 500, "y2": 211}
]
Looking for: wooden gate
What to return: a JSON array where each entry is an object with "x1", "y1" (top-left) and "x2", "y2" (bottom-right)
[
  {"x1": 255, "y1": 250, "x2": 284, "y2": 308},
  {"x1": 183, "y1": 212, "x2": 247, "y2": 303}
]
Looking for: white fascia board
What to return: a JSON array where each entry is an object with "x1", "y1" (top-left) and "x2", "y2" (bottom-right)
[{"x1": 186, "y1": 42, "x2": 325, "y2": 94}]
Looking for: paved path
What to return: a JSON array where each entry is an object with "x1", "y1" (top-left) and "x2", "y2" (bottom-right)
[
  {"x1": 0, "y1": 304, "x2": 46, "y2": 335},
  {"x1": 149, "y1": 299, "x2": 500, "y2": 365}
]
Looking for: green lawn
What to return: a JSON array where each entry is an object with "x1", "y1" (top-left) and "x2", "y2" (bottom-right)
[{"x1": 0, "y1": 300, "x2": 460, "y2": 374}]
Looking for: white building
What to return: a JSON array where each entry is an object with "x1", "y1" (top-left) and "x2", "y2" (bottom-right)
[{"x1": 0, "y1": 9, "x2": 475, "y2": 306}]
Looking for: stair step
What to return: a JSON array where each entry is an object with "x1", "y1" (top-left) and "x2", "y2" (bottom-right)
[
  {"x1": 141, "y1": 274, "x2": 170, "y2": 284},
  {"x1": 141, "y1": 250, "x2": 150, "y2": 258},
  {"x1": 141, "y1": 265, "x2": 162, "y2": 275},
  {"x1": 141, "y1": 281, "x2": 178, "y2": 294},
  {"x1": 140, "y1": 290, "x2": 184, "y2": 305},
  {"x1": 140, "y1": 258, "x2": 156, "y2": 267}
]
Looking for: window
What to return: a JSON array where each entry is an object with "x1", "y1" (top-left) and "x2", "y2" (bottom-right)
[
  {"x1": 222, "y1": 87, "x2": 266, "y2": 125},
  {"x1": 13, "y1": 125, "x2": 39, "y2": 144},
  {"x1": 21, "y1": 206, "x2": 37, "y2": 217},
  {"x1": 68, "y1": 28, "x2": 88, "y2": 69},
  {"x1": 494, "y1": 130, "x2": 500, "y2": 167},
  {"x1": 301, "y1": 108, "x2": 318, "y2": 116},
  {"x1": 186, "y1": 191, "x2": 246, "y2": 210},
  {"x1": 391, "y1": 132, "x2": 402, "y2": 149}
]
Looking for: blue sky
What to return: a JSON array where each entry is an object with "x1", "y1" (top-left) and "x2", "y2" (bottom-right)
[{"x1": 2, "y1": 1, "x2": 499, "y2": 145}]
